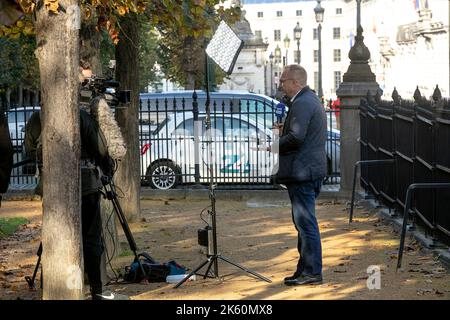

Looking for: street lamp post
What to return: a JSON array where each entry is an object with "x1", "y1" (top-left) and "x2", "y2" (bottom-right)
[
  {"x1": 283, "y1": 35, "x2": 290, "y2": 66},
  {"x1": 269, "y1": 52, "x2": 274, "y2": 96},
  {"x1": 274, "y1": 45, "x2": 282, "y2": 93},
  {"x1": 294, "y1": 22, "x2": 302, "y2": 64},
  {"x1": 314, "y1": 0, "x2": 324, "y2": 100}
]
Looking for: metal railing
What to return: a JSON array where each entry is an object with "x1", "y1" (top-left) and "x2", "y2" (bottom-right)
[
  {"x1": 358, "y1": 86, "x2": 450, "y2": 246},
  {"x1": 7, "y1": 94, "x2": 341, "y2": 190}
]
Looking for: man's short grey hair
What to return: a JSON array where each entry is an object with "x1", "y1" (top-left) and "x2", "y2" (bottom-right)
[{"x1": 285, "y1": 65, "x2": 307, "y2": 86}]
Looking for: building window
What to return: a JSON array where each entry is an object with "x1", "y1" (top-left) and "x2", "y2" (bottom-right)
[
  {"x1": 334, "y1": 71, "x2": 342, "y2": 90},
  {"x1": 274, "y1": 30, "x2": 281, "y2": 41},
  {"x1": 336, "y1": 8, "x2": 342, "y2": 15},
  {"x1": 314, "y1": 72, "x2": 319, "y2": 92},
  {"x1": 276, "y1": 11, "x2": 283, "y2": 17},
  {"x1": 314, "y1": 50, "x2": 318, "y2": 63},
  {"x1": 333, "y1": 49, "x2": 341, "y2": 62},
  {"x1": 296, "y1": 10, "x2": 302, "y2": 16},
  {"x1": 313, "y1": 28, "x2": 318, "y2": 40},
  {"x1": 333, "y1": 27, "x2": 341, "y2": 39},
  {"x1": 255, "y1": 30, "x2": 262, "y2": 38},
  {"x1": 257, "y1": 12, "x2": 263, "y2": 18}
]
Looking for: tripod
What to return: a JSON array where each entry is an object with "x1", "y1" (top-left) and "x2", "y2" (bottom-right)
[
  {"x1": 24, "y1": 175, "x2": 149, "y2": 289},
  {"x1": 174, "y1": 54, "x2": 272, "y2": 288}
]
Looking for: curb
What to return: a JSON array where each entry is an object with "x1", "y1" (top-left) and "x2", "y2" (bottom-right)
[
  {"x1": 140, "y1": 188, "x2": 349, "y2": 202},
  {"x1": 5, "y1": 186, "x2": 348, "y2": 202}
]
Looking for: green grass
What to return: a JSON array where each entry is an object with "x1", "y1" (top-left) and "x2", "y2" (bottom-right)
[
  {"x1": 0, "y1": 217, "x2": 29, "y2": 238},
  {"x1": 118, "y1": 249, "x2": 134, "y2": 257}
]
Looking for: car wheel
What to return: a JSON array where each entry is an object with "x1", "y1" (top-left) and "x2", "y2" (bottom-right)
[{"x1": 146, "y1": 161, "x2": 179, "y2": 190}]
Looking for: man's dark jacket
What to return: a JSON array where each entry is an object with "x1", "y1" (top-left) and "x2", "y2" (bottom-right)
[
  {"x1": 276, "y1": 86, "x2": 327, "y2": 183},
  {"x1": 0, "y1": 112, "x2": 13, "y2": 193}
]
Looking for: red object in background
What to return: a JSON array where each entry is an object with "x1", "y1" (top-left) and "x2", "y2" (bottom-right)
[
  {"x1": 140, "y1": 143, "x2": 151, "y2": 155},
  {"x1": 331, "y1": 98, "x2": 341, "y2": 117}
]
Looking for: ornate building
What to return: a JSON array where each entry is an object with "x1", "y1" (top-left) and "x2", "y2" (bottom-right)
[{"x1": 218, "y1": 11, "x2": 269, "y2": 94}]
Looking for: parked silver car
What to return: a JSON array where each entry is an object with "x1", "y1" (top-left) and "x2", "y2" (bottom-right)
[{"x1": 7, "y1": 106, "x2": 40, "y2": 150}]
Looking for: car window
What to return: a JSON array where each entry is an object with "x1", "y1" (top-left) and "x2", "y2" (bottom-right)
[
  {"x1": 152, "y1": 117, "x2": 170, "y2": 135},
  {"x1": 174, "y1": 118, "x2": 195, "y2": 136},
  {"x1": 8, "y1": 110, "x2": 36, "y2": 124},
  {"x1": 239, "y1": 99, "x2": 275, "y2": 129}
]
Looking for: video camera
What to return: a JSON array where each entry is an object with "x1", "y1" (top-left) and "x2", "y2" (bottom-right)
[{"x1": 80, "y1": 76, "x2": 131, "y2": 108}]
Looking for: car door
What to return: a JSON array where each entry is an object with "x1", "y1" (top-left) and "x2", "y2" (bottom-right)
[{"x1": 170, "y1": 116, "x2": 202, "y2": 184}]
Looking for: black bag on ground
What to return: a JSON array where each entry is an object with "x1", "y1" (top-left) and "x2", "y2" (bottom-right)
[{"x1": 123, "y1": 253, "x2": 185, "y2": 283}]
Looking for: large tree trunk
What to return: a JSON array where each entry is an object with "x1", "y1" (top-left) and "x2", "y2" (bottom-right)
[
  {"x1": 35, "y1": 1, "x2": 83, "y2": 300},
  {"x1": 17, "y1": 83, "x2": 23, "y2": 107},
  {"x1": 114, "y1": 15, "x2": 141, "y2": 222}
]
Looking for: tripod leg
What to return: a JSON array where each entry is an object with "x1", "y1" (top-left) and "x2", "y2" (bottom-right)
[
  {"x1": 25, "y1": 243, "x2": 43, "y2": 289},
  {"x1": 218, "y1": 255, "x2": 272, "y2": 283},
  {"x1": 203, "y1": 257, "x2": 220, "y2": 279},
  {"x1": 174, "y1": 257, "x2": 212, "y2": 289}
]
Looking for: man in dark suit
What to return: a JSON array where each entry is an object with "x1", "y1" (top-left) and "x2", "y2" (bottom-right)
[
  {"x1": 0, "y1": 110, "x2": 13, "y2": 207},
  {"x1": 271, "y1": 64, "x2": 327, "y2": 286}
]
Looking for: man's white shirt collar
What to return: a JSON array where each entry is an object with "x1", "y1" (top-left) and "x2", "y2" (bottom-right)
[{"x1": 290, "y1": 88, "x2": 303, "y2": 103}]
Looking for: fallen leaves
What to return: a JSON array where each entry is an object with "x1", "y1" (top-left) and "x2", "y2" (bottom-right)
[{"x1": 416, "y1": 288, "x2": 445, "y2": 296}]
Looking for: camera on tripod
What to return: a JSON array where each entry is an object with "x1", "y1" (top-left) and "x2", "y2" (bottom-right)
[{"x1": 80, "y1": 76, "x2": 131, "y2": 108}]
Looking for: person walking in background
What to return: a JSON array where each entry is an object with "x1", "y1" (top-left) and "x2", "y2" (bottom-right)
[
  {"x1": 271, "y1": 64, "x2": 327, "y2": 286},
  {"x1": 331, "y1": 97, "x2": 341, "y2": 130}
]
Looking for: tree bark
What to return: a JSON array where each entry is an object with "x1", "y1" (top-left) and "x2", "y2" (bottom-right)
[
  {"x1": 6, "y1": 88, "x2": 11, "y2": 109},
  {"x1": 35, "y1": 1, "x2": 83, "y2": 300},
  {"x1": 114, "y1": 15, "x2": 141, "y2": 222},
  {"x1": 80, "y1": 20, "x2": 102, "y2": 75},
  {"x1": 17, "y1": 83, "x2": 23, "y2": 107}
]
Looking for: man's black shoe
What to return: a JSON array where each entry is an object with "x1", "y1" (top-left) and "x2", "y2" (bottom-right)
[
  {"x1": 283, "y1": 272, "x2": 302, "y2": 282},
  {"x1": 284, "y1": 274, "x2": 322, "y2": 286}
]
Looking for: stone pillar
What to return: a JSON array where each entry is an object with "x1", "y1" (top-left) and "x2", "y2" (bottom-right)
[{"x1": 336, "y1": 25, "x2": 381, "y2": 194}]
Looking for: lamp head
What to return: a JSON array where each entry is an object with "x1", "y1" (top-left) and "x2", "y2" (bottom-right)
[
  {"x1": 294, "y1": 22, "x2": 302, "y2": 41},
  {"x1": 284, "y1": 35, "x2": 291, "y2": 49},
  {"x1": 274, "y1": 45, "x2": 281, "y2": 58},
  {"x1": 314, "y1": 0, "x2": 325, "y2": 24}
]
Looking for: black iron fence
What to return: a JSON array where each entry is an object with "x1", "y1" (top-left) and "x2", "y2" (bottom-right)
[
  {"x1": 6, "y1": 92, "x2": 340, "y2": 189},
  {"x1": 359, "y1": 86, "x2": 450, "y2": 245},
  {"x1": 139, "y1": 92, "x2": 340, "y2": 189}
]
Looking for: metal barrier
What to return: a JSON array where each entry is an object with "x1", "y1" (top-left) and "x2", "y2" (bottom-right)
[
  {"x1": 7, "y1": 93, "x2": 341, "y2": 190},
  {"x1": 357, "y1": 86, "x2": 450, "y2": 246},
  {"x1": 139, "y1": 92, "x2": 341, "y2": 190}
]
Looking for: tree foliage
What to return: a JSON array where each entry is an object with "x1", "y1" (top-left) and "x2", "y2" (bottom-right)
[
  {"x1": 0, "y1": 35, "x2": 39, "y2": 92},
  {"x1": 0, "y1": 0, "x2": 242, "y2": 91},
  {"x1": 153, "y1": 1, "x2": 241, "y2": 88}
]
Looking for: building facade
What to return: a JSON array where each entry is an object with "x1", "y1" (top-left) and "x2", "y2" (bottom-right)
[
  {"x1": 241, "y1": 0, "x2": 449, "y2": 99},
  {"x1": 218, "y1": 12, "x2": 269, "y2": 94},
  {"x1": 242, "y1": 0, "x2": 350, "y2": 99}
]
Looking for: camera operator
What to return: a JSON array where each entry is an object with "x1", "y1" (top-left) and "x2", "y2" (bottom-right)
[
  {"x1": 24, "y1": 62, "x2": 116, "y2": 300},
  {"x1": 0, "y1": 110, "x2": 13, "y2": 207}
]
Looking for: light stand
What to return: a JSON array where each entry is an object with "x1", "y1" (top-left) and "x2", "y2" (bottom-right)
[{"x1": 175, "y1": 21, "x2": 272, "y2": 288}]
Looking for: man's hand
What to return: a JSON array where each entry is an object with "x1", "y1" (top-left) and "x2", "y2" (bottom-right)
[{"x1": 272, "y1": 123, "x2": 283, "y2": 137}]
